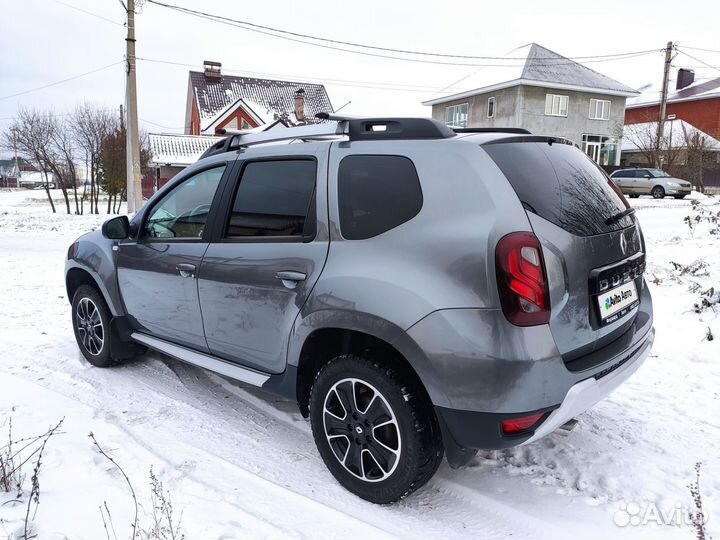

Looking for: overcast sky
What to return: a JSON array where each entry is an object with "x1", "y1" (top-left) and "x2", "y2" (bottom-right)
[{"x1": 1, "y1": 0, "x2": 719, "y2": 138}]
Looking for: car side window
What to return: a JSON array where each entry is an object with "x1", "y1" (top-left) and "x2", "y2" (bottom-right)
[
  {"x1": 338, "y1": 155, "x2": 423, "y2": 240},
  {"x1": 225, "y1": 159, "x2": 317, "y2": 238},
  {"x1": 144, "y1": 166, "x2": 225, "y2": 239}
]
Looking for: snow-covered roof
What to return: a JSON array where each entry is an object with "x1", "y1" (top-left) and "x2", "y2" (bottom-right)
[
  {"x1": 188, "y1": 71, "x2": 333, "y2": 131},
  {"x1": 423, "y1": 43, "x2": 639, "y2": 106},
  {"x1": 149, "y1": 133, "x2": 222, "y2": 167},
  {"x1": 626, "y1": 76, "x2": 720, "y2": 109},
  {"x1": 622, "y1": 119, "x2": 720, "y2": 152}
]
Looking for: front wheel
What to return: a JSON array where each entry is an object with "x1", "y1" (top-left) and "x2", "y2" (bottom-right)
[
  {"x1": 310, "y1": 355, "x2": 443, "y2": 504},
  {"x1": 71, "y1": 285, "x2": 116, "y2": 367},
  {"x1": 652, "y1": 186, "x2": 666, "y2": 199}
]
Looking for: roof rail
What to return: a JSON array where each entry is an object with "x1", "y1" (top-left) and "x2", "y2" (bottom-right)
[
  {"x1": 198, "y1": 114, "x2": 456, "y2": 160},
  {"x1": 452, "y1": 127, "x2": 532, "y2": 134}
]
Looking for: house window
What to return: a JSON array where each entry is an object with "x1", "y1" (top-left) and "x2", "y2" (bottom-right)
[
  {"x1": 545, "y1": 94, "x2": 569, "y2": 117},
  {"x1": 446, "y1": 103, "x2": 469, "y2": 128},
  {"x1": 487, "y1": 97, "x2": 495, "y2": 118},
  {"x1": 589, "y1": 99, "x2": 610, "y2": 120},
  {"x1": 241, "y1": 118, "x2": 251, "y2": 129}
]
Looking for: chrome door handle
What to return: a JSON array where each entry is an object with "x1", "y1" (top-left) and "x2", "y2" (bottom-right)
[
  {"x1": 176, "y1": 263, "x2": 196, "y2": 278},
  {"x1": 275, "y1": 271, "x2": 306, "y2": 289}
]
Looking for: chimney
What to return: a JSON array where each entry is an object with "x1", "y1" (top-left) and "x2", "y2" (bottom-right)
[
  {"x1": 676, "y1": 68, "x2": 695, "y2": 90},
  {"x1": 203, "y1": 60, "x2": 222, "y2": 79},
  {"x1": 294, "y1": 88, "x2": 305, "y2": 122}
]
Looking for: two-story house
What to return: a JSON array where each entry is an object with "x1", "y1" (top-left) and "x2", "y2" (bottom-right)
[{"x1": 422, "y1": 43, "x2": 639, "y2": 166}]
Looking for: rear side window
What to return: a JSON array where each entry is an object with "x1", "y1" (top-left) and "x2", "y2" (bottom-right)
[
  {"x1": 226, "y1": 160, "x2": 316, "y2": 238},
  {"x1": 338, "y1": 155, "x2": 423, "y2": 240},
  {"x1": 615, "y1": 169, "x2": 637, "y2": 178},
  {"x1": 484, "y1": 142, "x2": 632, "y2": 236}
]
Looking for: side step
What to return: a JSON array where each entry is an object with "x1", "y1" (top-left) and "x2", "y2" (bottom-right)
[{"x1": 130, "y1": 332, "x2": 271, "y2": 387}]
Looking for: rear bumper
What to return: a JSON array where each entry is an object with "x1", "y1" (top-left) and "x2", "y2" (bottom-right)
[{"x1": 435, "y1": 326, "x2": 653, "y2": 451}]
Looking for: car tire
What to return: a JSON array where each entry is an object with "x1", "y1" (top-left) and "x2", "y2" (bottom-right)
[
  {"x1": 674, "y1": 195, "x2": 686, "y2": 199},
  {"x1": 309, "y1": 354, "x2": 443, "y2": 504},
  {"x1": 652, "y1": 186, "x2": 665, "y2": 199},
  {"x1": 71, "y1": 285, "x2": 117, "y2": 367}
]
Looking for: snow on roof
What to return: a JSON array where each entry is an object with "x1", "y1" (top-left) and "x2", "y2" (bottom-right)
[
  {"x1": 189, "y1": 72, "x2": 333, "y2": 131},
  {"x1": 16, "y1": 171, "x2": 49, "y2": 185},
  {"x1": 626, "y1": 76, "x2": 720, "y2": 108},
  {"x1": 622, "y1": 118, "x2": 720, "y2": 152},
  {"x1": 423, "y1": 43, "x2": 639, "y2": 106},
  {"x1": 149, "y1": 133, "x2": 222, "y2": 167}
]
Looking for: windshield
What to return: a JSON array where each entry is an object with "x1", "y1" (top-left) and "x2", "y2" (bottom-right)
[{"x1": 648, "y1": 169, "x2": 671, "y2": 178}]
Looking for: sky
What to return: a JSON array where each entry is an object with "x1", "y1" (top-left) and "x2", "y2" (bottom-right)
[{"x1": 1, "y1": 0, "x2": 720, "y2": 139}]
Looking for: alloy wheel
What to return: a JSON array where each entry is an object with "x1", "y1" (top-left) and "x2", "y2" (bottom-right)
[
  {"x1": 322, "y1": 378, "x2": 401, "y2": 482},
  {"x1": 76, "y1": 297, "x2": 104, "y2": 355}
]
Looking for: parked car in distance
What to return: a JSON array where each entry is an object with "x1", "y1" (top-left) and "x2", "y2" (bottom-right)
[
  {"x1": 610, "y1": 168, "x2": 692, "y2": 199},
  {"x1": 65, "y1": 117, "x2": 654, "y2": 504}
]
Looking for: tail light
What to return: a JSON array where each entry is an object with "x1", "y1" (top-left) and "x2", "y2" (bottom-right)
[
  {"x1": 495, "y1": 232, "x2": 550, "y2": 326},
  {"x1": 501, "y1": 413, "x2": 546, "y2": 434}
]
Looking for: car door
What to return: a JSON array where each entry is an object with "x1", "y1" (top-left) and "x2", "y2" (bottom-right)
[
  {"x1": 197, "y1": 144, "x2": 329, "y2": 374},
  {"x1": 636, "y1": 169, "x2": 653, "y2": 194},
  {"x1": 117, "y1": 162, "x2": 230, "y2": 351}
]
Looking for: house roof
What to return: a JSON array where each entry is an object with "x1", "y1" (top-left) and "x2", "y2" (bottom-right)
[
  {"x1": 188, "y1": 71, "x2": 333, "y2": 132},
  {"x1": 148, "y1": 133, "x2": 222, "y2": 167},
  {"x1": 626, "y1": 76, "x2": 720, "y2": 109},
  {"x1": 422, "y1": 43, "x2": 639, "y2": 106},
  {"x1": 622, "y1": 118, "x2": 720, "y2": 152}
]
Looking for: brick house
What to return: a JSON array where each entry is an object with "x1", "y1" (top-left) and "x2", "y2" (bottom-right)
[
  {"x1": 145, "y1": 61, "x2": 334, "y2": 196},
  {"x1": 422, "y1": 43, "x2": 639, "y2": 166},
  {"x1": 624, "y1": 70, "x2": 720, "y2": 140}
]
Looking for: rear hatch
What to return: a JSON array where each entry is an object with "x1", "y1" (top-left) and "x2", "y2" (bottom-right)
[{"x1": 484, "y1": 138, "x2": 645, "y2": 364}]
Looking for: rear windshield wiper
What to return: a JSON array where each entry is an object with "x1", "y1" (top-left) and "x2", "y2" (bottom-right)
[{"x1": 604, "y1": 207, "x2": 636, "y2": 226}]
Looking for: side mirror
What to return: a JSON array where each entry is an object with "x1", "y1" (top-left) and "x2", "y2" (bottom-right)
[
  {"x1": 102, "y1": 216, "x2": 130, "y2": 239},
  {"x1": 643, "y1": 174, "x2": 651, "y2": 178}
]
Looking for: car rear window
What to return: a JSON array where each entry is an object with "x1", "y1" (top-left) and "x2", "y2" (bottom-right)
[{"x1": 483, "y1": 141, "x2": 632, "y2": 236}]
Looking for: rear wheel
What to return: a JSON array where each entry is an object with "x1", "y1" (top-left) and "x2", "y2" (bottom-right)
[
  {"x1": 309, "y1": 355, "x2": 443, "y2": 504},
  {"x1": 71, "y1": 285, "x2": 116, "y2": 367},
  {"x1": 652, "y1": 186, "x2": 666, "y2": 199}
]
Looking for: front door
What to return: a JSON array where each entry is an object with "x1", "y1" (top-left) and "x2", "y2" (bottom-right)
[
  {"x1": 117, "y1": 164, "x2": 228, "y2": 351},
  {"x1": 198, "y1": 146, "x2": 329, "y2": 374}
]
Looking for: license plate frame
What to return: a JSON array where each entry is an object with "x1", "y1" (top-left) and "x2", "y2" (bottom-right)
[{"x1": 596, "y1": 280, "x2": 639, "y2": 325}]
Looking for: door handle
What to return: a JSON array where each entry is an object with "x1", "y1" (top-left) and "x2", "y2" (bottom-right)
[
  {"x1": 176, "y1": 263, "x2": 196, "y2": 278},
  {"x1": 275, "y1": 271, "x2": 306, "y2": 289}
]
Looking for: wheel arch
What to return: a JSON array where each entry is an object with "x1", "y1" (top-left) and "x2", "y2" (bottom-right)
[
  {"x1": 290, "y1": 311, "x2": 448, "y2": 417},
  {"x1": 65, "y1": 262, "x2": 123, "y2": 316}
]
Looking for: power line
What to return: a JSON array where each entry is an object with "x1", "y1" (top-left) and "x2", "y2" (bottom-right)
[
  {"x1": 137, "y1": 57, "x2": 455, "y2": 93},
  {"x1": 52, "y1": 0, "x2": 125, "y2": 26},
  {"x1": 676, "y1": 49, "x2": 720, "y2": 74},
  {"x1": 145, "y1": 0, "x2": 660, "y2": 66},
  {"x1": 680, "y1": 45, "x2": 720, "y2": 54},
  {"x1": 0, "y1": 61, "x2": 124, "y2": 101}
]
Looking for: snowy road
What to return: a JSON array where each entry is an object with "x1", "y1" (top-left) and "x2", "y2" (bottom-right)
[{"x1": 1, "y1": 190, "x2": 718, "y2": 539}]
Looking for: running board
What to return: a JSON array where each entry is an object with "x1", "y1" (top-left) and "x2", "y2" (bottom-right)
[{"x1": 130, "y1": 332, "x2": 270, "y2": 387}]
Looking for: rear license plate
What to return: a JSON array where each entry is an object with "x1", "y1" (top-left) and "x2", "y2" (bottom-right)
[{"x1": 597, "y1": 281, "x2": 639, "y2": 324}]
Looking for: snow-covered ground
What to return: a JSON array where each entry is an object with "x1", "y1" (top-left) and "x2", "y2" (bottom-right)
[{"x1": 0, "y1": 188, "x2": 718, "y2": 540}]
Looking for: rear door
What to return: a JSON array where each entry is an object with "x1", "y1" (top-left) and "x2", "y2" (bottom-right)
[
  {"x1": 197, "y1": 144, "x2": 329, "y2": 374},
  {"x1": 484, "y1": 140, "x2": 644, "y2": 360},
  {"x1": 117, "y1": 163, "x2": 230, "y2": 351},
  {"x1": 613, "y1": 170, "x2": 635, "y2": 194}
]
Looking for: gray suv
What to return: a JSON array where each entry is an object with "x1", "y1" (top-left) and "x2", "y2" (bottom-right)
[{"x1": 66, "y1": 117, "x2": 654, "y2": 504}]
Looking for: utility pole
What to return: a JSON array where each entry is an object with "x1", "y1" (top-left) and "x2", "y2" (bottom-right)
[
  {"x1": 124, "y1": 0, "x2": 142, "y2": 213},
  {"x1": 655, "y1": 41, "x2": 674, "y2": 168}
]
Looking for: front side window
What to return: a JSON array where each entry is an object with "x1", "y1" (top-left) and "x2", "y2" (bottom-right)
[
  {"x1": 226, "y1": 159, "x2": 316, "y2": 238},
  {"x1": 338, "y1": 155, "x2": 423, "y2": 240},
  {"x1": 446, "y1": 103, "x2": 469, "y2": 128},
  {"x1": 487, "y1": 96, "x2": 495, "y2": 118},
  {"x1": 589, "y1": 98, "x2": 610, "y2": 120},
  {"x1": 144, "y1": 166, "x2": 225, "y2": 239},
  {"x1": 545, "y1": 94, "x2": 569, "y2": 117}
]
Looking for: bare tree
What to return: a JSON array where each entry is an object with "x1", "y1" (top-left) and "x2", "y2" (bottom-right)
[
  {"x1": 2, "y1": 109, "x2": 56, "y2": 212},
  {"x1": 681, "y1": 123, "x2": 710, "y2": 194},
  {"x1": 47, "y1": 115, "x2": 81, "y2": 214},
  {"x1": 73, "y1": 104, "x2": 117, "y2": 214},
  {"x1": 623, "y1": 119, "x2": 682, "y2": 169}
]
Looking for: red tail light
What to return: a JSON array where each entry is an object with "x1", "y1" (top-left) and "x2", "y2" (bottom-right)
[
  {"x1": 501, "y1": 413, "x2": 545, "y2": 434},
  {"x1": 495, "y1": 232, "x2": 550, "y2": 326}
]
